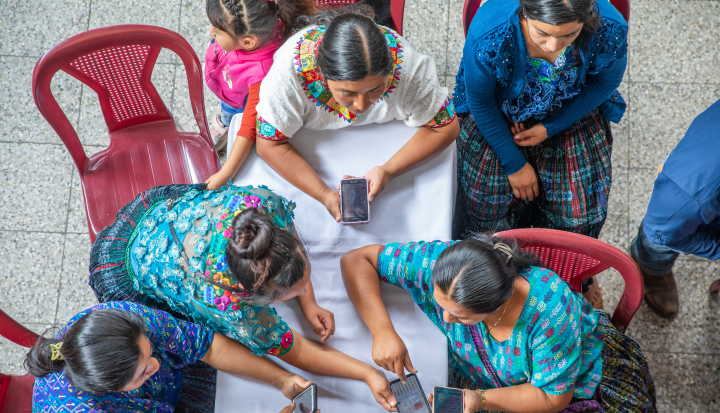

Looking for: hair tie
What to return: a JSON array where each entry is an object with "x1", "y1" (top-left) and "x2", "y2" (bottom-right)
[
  {"x1": 493, "y1": 243, "x2": 514, "y2": 263},
  {"x1": 50, "y1": 342, "x2": 64, "y2": 361}
]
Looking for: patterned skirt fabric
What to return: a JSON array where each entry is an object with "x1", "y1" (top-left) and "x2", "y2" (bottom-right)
[
  {"x1": 452, "y1": 109, "x2": 613, "y2": 239},
  {"x1": 448, "y1": 311, "x2": 657, "y2": 413},
  {"x1": 88, "y1": 183, "x2": 217, "y2": 413}
]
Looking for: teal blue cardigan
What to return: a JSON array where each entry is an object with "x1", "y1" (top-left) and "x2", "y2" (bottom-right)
[{"x1": 453, "y1": 0, "x2": 628, "y2": 174}]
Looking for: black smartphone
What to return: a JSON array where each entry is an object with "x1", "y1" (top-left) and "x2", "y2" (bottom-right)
[
  {"x1": 433, "y1": 386, "x2": 464, "y2": 413},
  {"x1": 340, "y1": 178, "x2": 370, "y2": 225},
  {"x1": 389, "y1": 373, "x2": 431, "y2": 413},
  {"x1": 292, "y1": 384, "x2": 317, "y2": 413}
]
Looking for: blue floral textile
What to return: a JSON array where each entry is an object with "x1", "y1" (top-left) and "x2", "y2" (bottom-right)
[
  {"x1": 127, "y1": 184, "x2": 296, "y2": 356},
  {"x1": 377, "y1": 241, "x2": 604, "y2": 398},
  {"x1": 32, "y1": 302, "x2": 213, "y2": 413},
  {"x1": 501, "y1": 46, "x2": 580, "y2": 123}
]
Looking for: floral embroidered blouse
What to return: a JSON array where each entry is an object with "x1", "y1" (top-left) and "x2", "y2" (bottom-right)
[
  {"x1": 501, "y1": 45, "x2": 581, "y2": 123},
  {"x1": 377, "y1": 241, "x2": 605, "y2": 398},
  {"x1": 127, "y1": 185, "x2": 295, "y2": 356},
  {"x1": 255, "y1": 25, "x2": 456, "y2": 141},
  {"x1": 32, "y1": 302, "x2": 213, "y2": 413}
]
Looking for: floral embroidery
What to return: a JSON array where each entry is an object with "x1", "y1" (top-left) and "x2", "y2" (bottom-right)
[
  {"x1": 256, "y1": 116, "x2": 290, "y2": 141},
  {"x1": 425, "y1": 97, "x2": 457, "y2": 128},
  {"x1": 293, "y1": 26, "x2": 403, "y2": 124}
]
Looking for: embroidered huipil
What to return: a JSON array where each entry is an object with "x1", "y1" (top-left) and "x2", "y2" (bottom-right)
[
  {"x1": 127, "y1": 185, "x2": 296, "y2": 356},
  {"x1": 255, "y1": 25, "x2": 456, "y2": 141},
  {"x1": 501, "y1": 46, "x2": 580, "y2": 123},
  {"x1": 377, "y1": 241, "x2": 604, "y2": 398},
  {"x1": 33, "y1": 302, "x2": 213, "y2": 413}
]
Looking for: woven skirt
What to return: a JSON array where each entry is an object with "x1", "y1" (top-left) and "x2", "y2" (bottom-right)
[
  {"x1": 448, "y1": 311, "x2": 657, "y2": 413},
  {"x1": 88, "y1": 183, "x2": 216, "y2": 413},
  {"x1": 453, "y1": 109, "x2": 613, "y2": 239}
]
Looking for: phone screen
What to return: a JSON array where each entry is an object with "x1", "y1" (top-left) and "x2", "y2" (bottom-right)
[
  {"x1": 433, "y1": 387, "x2": 463, "y2": 413},
  {"x1": 292, "y1": 385, "x2": 317, "y2": 413},
  {"x1": 341, "y1": 179, "x2": 369, "y2": 223},
  {"x1": 390, "y1": 375, "x2": 431, "y2": 413}
]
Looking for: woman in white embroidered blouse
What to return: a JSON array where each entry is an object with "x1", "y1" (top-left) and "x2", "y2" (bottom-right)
[{"x1": 255, "y1": 9, "x2": 459, "y2": 221}]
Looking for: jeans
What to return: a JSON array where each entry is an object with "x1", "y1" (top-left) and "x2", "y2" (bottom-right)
[
  {"x1": 219, "y1": 101, "x2": 244, "y2": 127},
  {"x1": 630, "y1": 220, "x2": 680, "y2": 276}
]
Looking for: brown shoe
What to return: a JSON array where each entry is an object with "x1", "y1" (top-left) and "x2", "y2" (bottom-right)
[{"x1": 640, "y1": 269, "x2": 679, "y2": 319}]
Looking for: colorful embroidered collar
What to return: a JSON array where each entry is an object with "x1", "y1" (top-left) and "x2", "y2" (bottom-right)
[{"x1": 294, "y1": 25, "x2": 403, "y2": 123}]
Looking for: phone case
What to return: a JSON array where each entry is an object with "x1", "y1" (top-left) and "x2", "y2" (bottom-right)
[
  {"x1": 432, "y1": 386, "x2": 464, "y2": 413},
  {"x1": 339, "y1": 178, "x2": 370, "y2": 225},
  {"x1": 292, "y1": 384, "x2": 317, "y2": 413}
]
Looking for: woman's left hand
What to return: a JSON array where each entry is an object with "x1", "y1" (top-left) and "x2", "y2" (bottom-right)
[
  {"x1": 513, "y1": 123, "x2": 548, "y2": 147},
  {"x1": 364, "y1": 368, "x2": 398, "y2": 412},
  {"x1": 301, "y1": 304, "x2": 336, "y2": 343}
]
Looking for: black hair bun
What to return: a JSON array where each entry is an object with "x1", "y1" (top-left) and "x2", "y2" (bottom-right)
[{"x1": 228, "y1": 209, "x2": 275, "y2": 260}]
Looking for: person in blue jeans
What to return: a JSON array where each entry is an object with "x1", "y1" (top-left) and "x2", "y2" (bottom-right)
[{"x1": 631, "y1": 99, "x2": 720, "y2": 319}]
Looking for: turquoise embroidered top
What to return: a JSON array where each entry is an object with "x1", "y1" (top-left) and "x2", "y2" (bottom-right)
[
  {"x1": 127, "y1": 185, "x2": 296, "y2": 356},
  {"x1": 377, "y1": 241, "x2": 604, "y2": 398},
  {"x1": 501, "y1": 46, "x2": 581, "y2": 123},
  {"x1": 33, "y1": 302, "x2": 213, "y2": 413}
]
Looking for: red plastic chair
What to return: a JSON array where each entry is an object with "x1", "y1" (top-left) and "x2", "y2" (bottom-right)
[
  {"x1": 33, "y1": 25, "x2": 220, "y2": 243},
  {"x1": 0, "y1": 310, "x2": 40, "y2": 413},
  {"x1": 494, "y1": 229, "x2": 643, "y2": 333},
  {"x1": 463, "y1": 0, "x2": 630, "y2": 37},
  {"x1": 314, "y1": 0, "x2": 406, "y2": 35}
]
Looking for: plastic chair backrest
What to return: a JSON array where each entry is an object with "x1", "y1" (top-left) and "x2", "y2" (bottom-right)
[
  {"x1": 463, "y1": 0, "x2": 630, "y2": 37},
  {"x1": 313, "y1": 0, "x2": 406, "y2": 35},
  {"x1": 0, "y1": 310, "x2": 39, "y2": 413},
  {"x1": 32, "y1": 25, "x2": 212, "y2": 176},
  {"x1": 494, "y1": 228, "x2": 643, "y2": 333}
]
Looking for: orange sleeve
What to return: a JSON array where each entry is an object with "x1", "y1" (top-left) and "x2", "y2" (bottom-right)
[{"x1": 237, "y1": 82, "x2": 261, "y2": 142}]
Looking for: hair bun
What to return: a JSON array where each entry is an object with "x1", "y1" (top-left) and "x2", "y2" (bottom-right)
[{"x1": 229, "y1": 209, "x2": 275, "y2": 260}]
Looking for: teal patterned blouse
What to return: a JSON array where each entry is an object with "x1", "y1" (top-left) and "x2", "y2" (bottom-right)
[
  {"x1": 33, "y1": 302, "x2": 213, "y2": 412},
  {"x1": 127, "y1": 184, "x2": 296, "y2": 356},
  {"x1": 501, "y1": 45, "x2": 581, "y2": 123},
  {"x1": 377, "y1": 241, "x2": 605, "y2": 398}
]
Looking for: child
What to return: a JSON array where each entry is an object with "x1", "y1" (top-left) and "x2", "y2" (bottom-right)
[{"x1": 204, "y1": 0, "x2": 316, "y2": 190}]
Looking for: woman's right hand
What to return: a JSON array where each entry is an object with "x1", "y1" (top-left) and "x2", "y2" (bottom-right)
[
  {"x1": 507, "y1": 162, "x2": 539, "y2": 201},
  {"x1": 205, "y1": 169, "x2": 232, "y2": 191},
  {"x1": 280, "y1": 374, "x2": 312, "y2": 400},
  {"x1": 320, "y1": 187, "x2": 341, "y2": 222},
  {"x1": 372, "y1": 330, "x2": 417, "y2": 382}
]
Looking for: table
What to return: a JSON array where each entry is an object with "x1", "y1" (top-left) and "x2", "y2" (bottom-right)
[{"x1": 216, "y1": 116, "x2": 455, "y2": 412}]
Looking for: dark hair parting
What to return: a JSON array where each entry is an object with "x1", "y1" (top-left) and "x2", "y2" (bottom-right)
[
  {"x1": 432, "y1": 233, "x2": 540, "y2": 314},
  {"x1": 24, "y1": 309, "x2": 146, "y2": 394},
  {"x1": 518, "y1": 0, "x2": 600, "y2": 57},
  {"x1": 207, "y1": 0, "x2": 316, "y2": 43}
]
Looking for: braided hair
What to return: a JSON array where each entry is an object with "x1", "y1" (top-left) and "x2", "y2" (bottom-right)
[
  {"x1": 223, "y1": 208, "x2": 307, "y2": 306},
  {"x1": 432, "y1": 233, "x2": 540, "y2": 314},
  {"x1": 206, "y1": 0, "x2": 316, "y2": 43}
]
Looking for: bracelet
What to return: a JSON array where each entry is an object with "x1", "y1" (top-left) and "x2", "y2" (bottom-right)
[{"x1": 477, "y1": 389, "x2": 486, "y2": 410}]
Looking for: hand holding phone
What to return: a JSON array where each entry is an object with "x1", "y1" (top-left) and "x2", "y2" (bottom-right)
[
  {"x1": 432, "y1": 387, "x2": 464, "y2": 413},
  {"x1": 292, "y1": 383, "x2": 317, "y2": 413}
]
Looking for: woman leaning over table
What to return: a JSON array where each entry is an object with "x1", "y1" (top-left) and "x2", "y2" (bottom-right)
[
  {"x1": 452, "y1": 0, "x2": 627, "y2": 240},
  {"x1": 341, "y1": 236, "x2": 656, "y2": 413},
  {"x1": 87, "y1": 183, "x2": 397, "y2": 411},
  {"x1": 254, "y1": 6, "x2": 459, "y2": 222}
]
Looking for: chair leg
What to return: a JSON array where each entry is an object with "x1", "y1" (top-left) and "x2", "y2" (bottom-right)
[{"x1": 710, "y1": 278, "x2": 720, "y2": 293}]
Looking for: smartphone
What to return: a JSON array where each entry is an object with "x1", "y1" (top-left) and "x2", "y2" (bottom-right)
[
  {"x1": 389, "y1": 373, "x2": 431, "y2": 413},
  {"x1": 433, "y1": 386, "x2": 464, "y2": 413},
  {"x1": 292, "y1": 384, "x2": 317, "y2": 413},
  {"x1": 340, "y1": 178, "x2": 370, "y2": 225}
]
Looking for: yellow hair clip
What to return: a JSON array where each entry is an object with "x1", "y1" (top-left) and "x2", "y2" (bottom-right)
[{"x1": 50, "y1": 342, "x2": 64, "y2": 361}]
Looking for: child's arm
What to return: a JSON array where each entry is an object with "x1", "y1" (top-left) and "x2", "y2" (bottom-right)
[{"x1": 206, "y1": 82, "x2": 261, "y2": 190}]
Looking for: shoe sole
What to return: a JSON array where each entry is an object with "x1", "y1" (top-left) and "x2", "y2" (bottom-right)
[{"x1": 214, "y1": 137, "x2": 228, "y2": 152}]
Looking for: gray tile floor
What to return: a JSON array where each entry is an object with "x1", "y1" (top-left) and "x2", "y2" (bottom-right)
[{"x1": 1, "y1": 0, "x2": 718, "y2": 410}]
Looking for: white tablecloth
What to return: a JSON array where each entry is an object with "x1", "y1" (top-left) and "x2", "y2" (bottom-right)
[{"x1": 216, "y1": 116, "x2": 455, "y2": 412}]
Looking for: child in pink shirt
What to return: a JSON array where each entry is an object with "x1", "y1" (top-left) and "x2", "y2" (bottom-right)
[{"x1": 204, "y1": 0, "x2": 316, "y2": 190}]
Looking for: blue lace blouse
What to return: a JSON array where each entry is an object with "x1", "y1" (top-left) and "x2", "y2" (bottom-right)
[
  {"x1": 501, "y1": 46, "x2": 581, "y2": 123},
  {"x1": 377, "y1": 241, "x2": 604, "y2": 398},
  {"x1": 32, "y1": 302, "x2": 213, "y2": 413},
  {"x1": 127, "y1": 185, "x2": 296, "y2": 356}
]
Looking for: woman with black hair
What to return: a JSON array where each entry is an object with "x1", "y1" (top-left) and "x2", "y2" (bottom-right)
[
  {"x1": 452, "y1": 0, "x2": 627, "y2": 254},
  {"x1": 254, "y1": 7, "x2": 459, "y2": 221},
  {"x1": 86, "y1": 184, "x2": 398, "y2": 411},
  {"x1": 28, "y1": 302, "x2": 315, "y2": 412},
  {"x1": 341, "y1": 236, "x2": 656, "y2": 412}
]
